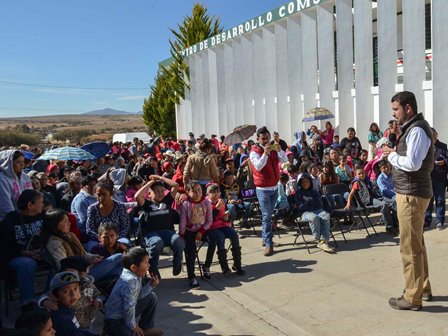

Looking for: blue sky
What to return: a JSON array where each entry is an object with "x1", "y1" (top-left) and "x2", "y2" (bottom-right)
[{"x1": 0, "y1": 0, "x2": 284, "y2": 117}]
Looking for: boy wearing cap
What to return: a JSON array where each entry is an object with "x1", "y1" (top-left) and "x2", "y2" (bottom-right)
[
  {"x1": 105, "y1": 247, "x2": 163, "y2": 336},
  {"x1": 40, "y1": 256, "x2": 103, "y2": 333},
  {"x1": 48, "y1": 271, "x2": 91, "y2": 335}
]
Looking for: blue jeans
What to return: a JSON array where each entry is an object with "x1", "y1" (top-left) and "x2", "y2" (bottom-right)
[
  {"x1": 89, "y1": 253, "x2": 123, "y2": 282},
  {"x1": 207, "y1": 226, "x2": 240, "y2": 251},
  {"x1": 256, "y1": 188, "x2": 278, "y2": 248},
  {"x1": 302, "y1": 210, "x2": 331, "y2": 241},
  {"x1": 425, "y1": 178, "x2": 447, "y2": 224},
  {"x1": 105, "y1": 291, "x2": 158, "y2": 336},
  {"x1": 9, "y1": 256, "x2": 37, "y2": 304},
  {"x1": 227, "y1": 202, "x2": 253, "y2": 222},
  {"x1": 144, "y1": 230, "x2": 184, "y2": 273}
]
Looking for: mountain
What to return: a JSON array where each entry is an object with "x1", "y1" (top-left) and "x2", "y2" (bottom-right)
[{"x1": 83, "y1": 108, "x2": 139, "y2": 115}]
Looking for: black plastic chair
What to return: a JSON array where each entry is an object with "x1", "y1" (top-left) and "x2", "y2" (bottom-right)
[{"x1": 322, "y1": 183, "x2": 377, "y2": 239}]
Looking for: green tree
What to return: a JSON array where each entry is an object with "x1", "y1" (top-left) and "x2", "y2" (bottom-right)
[
  {"x1": 166, "y1": 3, "x2": 223, "y2": 101},
  {"x1": 143, "y1": 3, "x2": 223, "y2": 136}
]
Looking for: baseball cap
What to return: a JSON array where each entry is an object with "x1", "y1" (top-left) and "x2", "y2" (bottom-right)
[
  {"x1": 117, "y1": 237, "x2": 132, "y2": 248},
  {"x1": 50, "y1": 271, "x2": 80, "y2": 292}
]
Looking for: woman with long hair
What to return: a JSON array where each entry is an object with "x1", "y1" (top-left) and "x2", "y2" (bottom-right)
[{"x1": 42, "y1": 208, "x2": 122, "y2": 282}]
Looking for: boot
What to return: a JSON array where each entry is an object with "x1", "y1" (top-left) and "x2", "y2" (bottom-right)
[
  {"x1": 217, "y1": 249, "x2": 231, "y2": 275},
  {"x1": 231, "y1": 246, "x2": 245, "y2": 275}
]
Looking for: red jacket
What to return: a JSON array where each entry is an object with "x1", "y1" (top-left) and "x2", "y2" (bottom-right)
[{"x1": 249, "y1": 145, "x2": 280, "y2": 188}]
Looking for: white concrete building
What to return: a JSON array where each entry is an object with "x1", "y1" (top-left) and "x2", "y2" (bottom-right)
[{"x1": 172, "y1": 0, "x2": 448, "y2": 144}]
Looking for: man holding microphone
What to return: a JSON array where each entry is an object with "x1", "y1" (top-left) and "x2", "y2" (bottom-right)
[{"x1": 382, "y1": 91, "x2": 434, "y2": 311}]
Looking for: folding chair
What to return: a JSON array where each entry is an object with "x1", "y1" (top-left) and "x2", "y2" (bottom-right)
[{"x1": 322, "y1": 183, "x2": 377, "y2": 239}]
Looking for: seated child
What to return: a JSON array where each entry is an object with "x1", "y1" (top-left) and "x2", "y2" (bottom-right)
[
  {"x1": 201, "y1": 184, "x2": 245, "y2": 279},
  {"x1": 285, "y1": 165, "x2": 299, "y2": 198},
  {"x1": 48, "y1": 271, "x2": 91, "y2": 335},
  {"x1": 91, "y1": 222, "x2": 126, "y2": 258},
  {"x1": 40, "y1": 256, "x2": 103, "y2": 333},
  {"x1": 309, "y1": 163, "x2": 321, "y2": 192},
  {"x1": 295, "y1": 174, "x2": 334, "y2": 253},
  {"x1": 345, "y1": 168, "x2": 398, "y2": 235},
  {"x1": 274, "y1": 173, "x2": 290, "y2": 223},
  {"x1": 179, "y1": 180, "x2": 213, "y2": 289},
  {"x1": 376, "y1": 160, "x2": 396, "y2": 201},
  {"x1": 335, "y1": 155, "x2": 353, "y2": 185},
  {"x1": 105, "y1": 247, "x2": 163, "y2": 336},
  {"x1": 135, "y1": 175, "x2": 183, "y2": 280},
  {"x1": 220, "y1": 170, "x2": 253, "y2": 228},
  {"x1": 15, "y1": 303, "x2": 55, "y2": 336}
]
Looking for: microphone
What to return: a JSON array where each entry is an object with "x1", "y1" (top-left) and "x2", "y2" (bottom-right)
[{"x1": 388, "y1": 133, "x2": 396, "y2": 148}]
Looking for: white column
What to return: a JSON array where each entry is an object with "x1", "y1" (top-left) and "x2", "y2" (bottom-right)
[
  {"x1": 432, "y1": 0, "x2": 448, "y2": 137},
  {"x1": 336, "y1": 0, "x2": 354, "y2": 134},
  {"x1": 317, "y1": 3, "x2": 336, "y2": 126},
  {"x1": 377, "y1": 0, "x2": 397, "y2": 129},
  {"x1": 189, "y1": 54, "x2": 200, "y2": 136},
  {"x1": 232, "y1": 38, "x2": 244, "y2": 128},
  {"x1": 263, "y1": 26, "x2": 278, "y2": 132},
  {"x1": 275, "y1": 22, "x2": 289, "y2": 139},
  {"x1": 402, "y1": 0, "x2": 426, "y2": 111},
  {"x1": 207, "y1": 49, "x2": 219, "y2": 137},
  {"x1": 223, "y1": 43, "x2": 235, "y2": 131},
  {"x1": 252, "y1": 30, "x2": 266, "y2": 128},
  {"x1": 200, "y1": 52, "x2": 209, "y2": 135},
  {"x1": 215, "y1": 45, "x2": 228, "y2": 137},
  {"x1": 241, "y1": 35, "x2": 255, "y2": 126},
  {"x1": 353, "y1": 0, "x2": 373, "y2": 144},
  {"x1": 301, "y1": 9, "x2": 318, "y2": 129},
  {"x1": 287, "y1": 15, "x2": 303, "y2": 144}
]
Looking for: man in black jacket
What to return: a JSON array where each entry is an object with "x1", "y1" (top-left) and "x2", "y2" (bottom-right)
[{"x1": 383, "y1": 91, "x2": 434, "y2": 311}]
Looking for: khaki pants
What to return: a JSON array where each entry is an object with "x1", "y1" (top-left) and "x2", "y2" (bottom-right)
[{"x1": 396, "y1": 193, "x2": 431, "y2": 305}]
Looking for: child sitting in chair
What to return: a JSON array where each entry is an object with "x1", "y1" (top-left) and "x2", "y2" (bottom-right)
[{"x1": 295, "y1": 174, "x2": 334, "y2": 253}]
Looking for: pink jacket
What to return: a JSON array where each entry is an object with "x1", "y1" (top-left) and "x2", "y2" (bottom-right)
[{"x1": 179, "y1": 198, "x2": 213, "y2": 236}]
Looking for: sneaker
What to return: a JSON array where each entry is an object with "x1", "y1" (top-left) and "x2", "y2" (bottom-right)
[
  {"x1": 189, "y1": 277, "x2": 200, "y2": 289},
  {"x1": 201, "y1": 265, "x2": 211, "y2": 280},
  {"x1": 389, "y1": 296, "x2": 422, "y2": 311},
  {"x1": 232, "y1": 265, "x2": 246, "y2": 276},
  {"x1": 150, "y1": 269, "x2": 161, "y2": 280},
  {"x1": 436, "y1": 223, "x2": 445, "y2": 230},
  {"x1": 317, "y1": 241, "x2": 335, "y2": 253},
  {"x1": 263, "y1": 246, "x2": 273, "y2": 256},
  {"x1": 222, "y1": 268, "x2": 232, "y2": 276}
]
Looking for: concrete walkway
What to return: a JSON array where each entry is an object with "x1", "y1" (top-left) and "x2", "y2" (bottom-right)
[
  {"x1": 2, "y1": 224, "x2": 447, "y2": 335},
  {"x1": 155, "y1": 225, "x2": 448, "y2": 336}
]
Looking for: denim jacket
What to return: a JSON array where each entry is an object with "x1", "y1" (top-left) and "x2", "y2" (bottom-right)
[{"x1": 105, "y1": 268, "x2": 153, "y2": 330}]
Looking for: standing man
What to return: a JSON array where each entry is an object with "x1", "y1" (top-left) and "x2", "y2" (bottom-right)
[
  {"x1": 382, "y1": 91, "x2": 434, "y2": 311},
  {"x1": 249, "y1": 126, "x2": 287, "y2": 256},
  {"x1": 425, "y1": 128, "x2": 448, "y2": 230}
]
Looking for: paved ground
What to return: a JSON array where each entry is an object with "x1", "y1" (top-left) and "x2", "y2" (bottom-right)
[
  {"x1": 154, "y1": 223, "x2": 448, "y2": 336},
  {"x1": 3, "y1": 222, "x2": 448, "y2": 335}
]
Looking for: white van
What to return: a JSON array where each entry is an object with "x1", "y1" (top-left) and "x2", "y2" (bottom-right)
[{"x1": 112, "y1": 132, "x2": 152, "y2": 144}]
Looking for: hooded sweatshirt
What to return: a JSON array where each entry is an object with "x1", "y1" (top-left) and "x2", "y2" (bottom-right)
[
  {"x1": 295, "y1": 174, "x2": 323, "y2": 213},
  {"x1": 0, "y1": 150, "x2": 32, "y2": 221}
]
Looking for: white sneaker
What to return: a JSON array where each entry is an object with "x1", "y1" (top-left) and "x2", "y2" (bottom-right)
[
  {"x1": 317, "y1": 241, "x2": 335, "y2": 253},
  {"x1": 436, "y1": 223, "x2": 445, "y2": 230}
]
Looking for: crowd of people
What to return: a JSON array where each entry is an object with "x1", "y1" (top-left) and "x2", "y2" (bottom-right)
[{"x1": 0, "y1": 91, "x2": 446, "y2": 334}]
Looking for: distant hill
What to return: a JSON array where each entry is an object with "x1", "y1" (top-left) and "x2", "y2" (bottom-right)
[{"x1": 83, "y1": 108, "x2": 140, "y2": 115}]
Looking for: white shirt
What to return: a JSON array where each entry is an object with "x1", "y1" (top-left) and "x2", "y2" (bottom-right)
[
  {"x1": 388, "y1": 127, "x2": 431, "y2": 172},
  {"x1": 250, "y1": 147, "x2": 288, "y2": 190}
]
